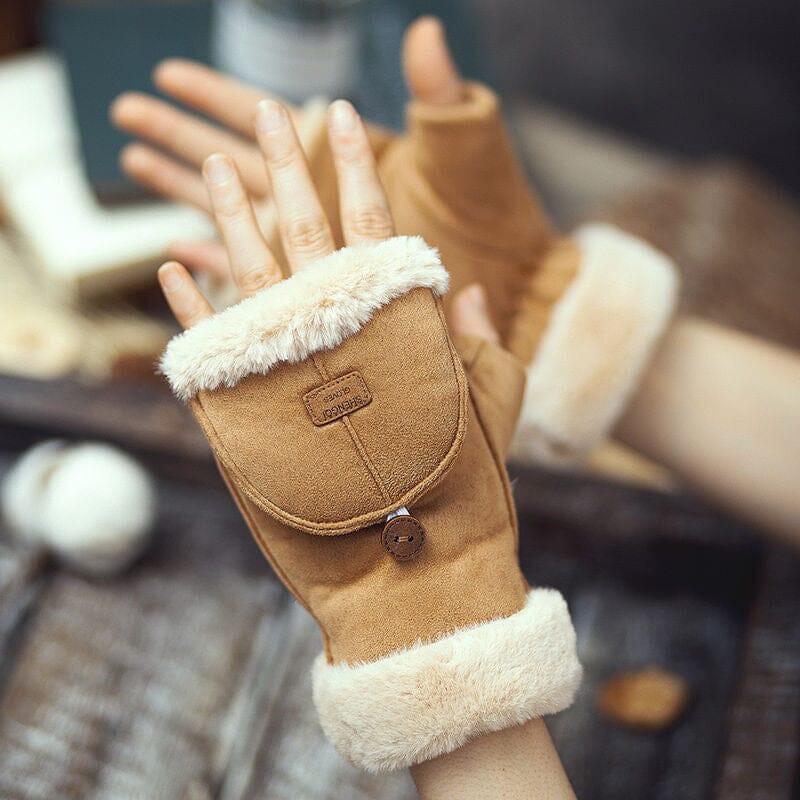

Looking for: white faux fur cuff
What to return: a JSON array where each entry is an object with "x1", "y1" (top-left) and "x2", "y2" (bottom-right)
[
  {"x1": 511, "y1": 224, "x2": 678, "y2": 464},
  {"x1": 160, "y1": 236, "x2": 447, "y2": 400},
  {"x1": 312, "y1": 589, "x2": 581, "y2": 773}
]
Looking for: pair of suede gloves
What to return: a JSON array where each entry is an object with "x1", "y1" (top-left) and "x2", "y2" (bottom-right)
[{"x1": 161, "y1": 84, "x2": 678, "y2": 772}]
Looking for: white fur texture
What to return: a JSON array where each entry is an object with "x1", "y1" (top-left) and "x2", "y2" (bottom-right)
[
  {"x1": 1, "y1": 440, "x2": 155, "y2": 575},
  {"x1": 161, "y1": 236, "x2": 448, "y2": 400},
  {"x1": 312, "y1": 589, "x2": 581, "y2": 773},
  {"x1": 511, "y1": 224, "x2": 678, "y2": 464}
]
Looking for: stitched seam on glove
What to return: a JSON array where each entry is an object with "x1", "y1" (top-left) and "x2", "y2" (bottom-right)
[
  {"x1": 189, "y1": 324, "x2": 469, "y2": 534},
  {"x1": 310, "y1": 351, "x2": 394, "y2": 505}
]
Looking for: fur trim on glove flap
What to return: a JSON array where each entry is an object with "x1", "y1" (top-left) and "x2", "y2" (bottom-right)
[
  {"x1": 160, "y1": 236, "x2": 448, "y2": 401},
  {"x1": 511, "y1": 224, "x2": 679, "y2": 464},
  {"x1": 312, "y1": 588, "x2": 581, "y2": 773}
]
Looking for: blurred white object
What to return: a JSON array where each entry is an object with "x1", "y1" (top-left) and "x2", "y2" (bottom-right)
[
  {"x1": 0, "y1": 231, "x2": 170, "y2": 380},
  {"x1": 0, "y1": 51, "x2": 212, "y2": 300},
  {"x1": 212, "y1": 0, "x2": 364, "y2": 103},
  {"x1": 1, "y1": 440, "x2": 156, "y2": 576}
]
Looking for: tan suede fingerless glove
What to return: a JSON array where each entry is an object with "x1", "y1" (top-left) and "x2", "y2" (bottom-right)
[
  {"x1": 378, "y1": 83, "x2": 553, "y2": 345},
  {"x1": 161, "y1": 237, "x2": 580, "y2": 772}
]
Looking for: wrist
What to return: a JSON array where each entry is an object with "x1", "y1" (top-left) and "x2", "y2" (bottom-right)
[
  {"x1": 511, "y1": 224, "x2": 680, "y2": 464},
  {"x1": 314, "y1": 587, "x2": 581, "y2": 773}
]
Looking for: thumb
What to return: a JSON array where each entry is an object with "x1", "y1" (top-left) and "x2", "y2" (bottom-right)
[
  {"x1": 451, "y1": 284, "x2": 501, "y2": 344},
  {"x1": 400, "y1": 48, "x2": 545, "y2": 229},
  {"x1": 452, "y1": 285, "x2": 526, "y2": 457},
  {"x1": 403, "y1": 16, "x2": 465, "y2": 105}
]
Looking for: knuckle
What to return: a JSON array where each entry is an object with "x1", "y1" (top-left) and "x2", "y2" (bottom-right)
[
  {"x1": 210, "y1": 188, "x2": 248, "y2": 222},
  {"x1": 266, "y1": 145, "x2": 297, "y2": 171},
  {"x1": 337, "y1": 138, "x2": 369, "y2": 166},
  {"x1": 238, "y1": 264, "x2": 272, "y2": 293},
  {"x1": 346, "y1": 206, "x2": 393, "y2": 239},
  {"x1": 282, "y1": 217, "x2": 330, "y2": 254},
  {"x1": 213, "y1": 201, "x2": 244, "y2": 223}
]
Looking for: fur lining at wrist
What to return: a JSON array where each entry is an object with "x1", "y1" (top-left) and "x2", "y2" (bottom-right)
[
  {"x1": 312, "y1": 588, "x2": 581, "y2": 773},
  {"x1": 511, "y1": 224, "x2": 679, "y2": 464},
  {"x1": 160, "y1": 236, "x2": 447, "y2": 400}
]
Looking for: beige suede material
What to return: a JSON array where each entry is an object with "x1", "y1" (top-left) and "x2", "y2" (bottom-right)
[
  {"x1": 379, "y1": 83, "x2": 553, "y2": 348},
  {"x1": 454, "y1": 335, "x2": 527, "y2": 457},
  {"x1": 190, "y1": 289, "x2": 467, "y2": 533},
  {"x1": 185, "y1": 284, "x2": 529, "y2": 665},
  {"x1": 248, "y1": 86, "x2": 555, "y2": 356},
  {"x1": 507, "y1": 238, "x2": 583, "y2": 365},
  {"x1": 163, "y1": 240, "x2": 587, "y2": 770}
]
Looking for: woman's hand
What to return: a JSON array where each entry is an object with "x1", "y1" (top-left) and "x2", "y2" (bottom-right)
[
  {"x1": 113, "y1": 17, "x2": 463, "y2": 279},
  {"x1": 156, "y1": 94, "x2": 498, "y2": 344},
  {"x1": 155, "y1": 95, "x2": 575, "y2": 799},
  {"x1": 157, "y1": 97, "x2": 392, "y2": 326}
]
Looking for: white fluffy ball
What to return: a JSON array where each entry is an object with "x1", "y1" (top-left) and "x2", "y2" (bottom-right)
[
  {"x1": 1, "y1": 440, "x2": 155, "y2": 576},
  {"x1": 1, "y1": 439, "x2": 64, "y2": 542}
]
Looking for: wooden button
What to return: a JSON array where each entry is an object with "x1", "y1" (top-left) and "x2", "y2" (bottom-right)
[{"x1": 381, "y1": 515, "x2": 425, "y2": 561}]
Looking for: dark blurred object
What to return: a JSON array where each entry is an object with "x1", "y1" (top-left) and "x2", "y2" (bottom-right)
[
  {"x1": 44, "y1": 0, "x2": 212, "y2": 200},
  {"x1": 477, "y1": 0, "x2": 800, "y2": 198},
  {"x1": 0, "y1": 0, "x2": 40, "y2": 56}
]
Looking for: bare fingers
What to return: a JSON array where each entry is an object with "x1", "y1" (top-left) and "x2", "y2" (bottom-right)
[
  {"x1": 203, "y1": 154, "x2": 282, "y2": 296},
  {"x1": 255, "y1": 100, "x2": 336, "y2": 271},
  {"x1": 153, "y1": 59, "x2": 300, "y2": 139},
  {"x1": 326, "y1": 100, "x2": 394, "y2": 246},
  {"x1": 157, "y1": 261, "x2": 214, "y2": 329},
  {"x1": 121, "y1": 143, "x2": 211, "y2": 212},
  {"x1": 111, "y1": 92, "x2": 270, "y2": 199},
  {"x1": 166, "y1": 239, "x2": 231, "y2": 280}
]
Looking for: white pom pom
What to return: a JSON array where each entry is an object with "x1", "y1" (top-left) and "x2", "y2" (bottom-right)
[
  {"x1": 1, "y1": 440, "x2": 66, "y2": 543},
  {"x1": 2, "y1": 441, "x2": 155, "y2": 576}
]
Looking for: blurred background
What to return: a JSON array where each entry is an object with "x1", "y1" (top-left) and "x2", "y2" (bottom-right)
[{"x1": 0, "y1": 1, "x2": 798, "y2": 798}]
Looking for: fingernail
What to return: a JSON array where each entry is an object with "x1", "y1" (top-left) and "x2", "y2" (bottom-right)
[
  {"x1": 329, "y1": 99, "x2": 356, "y2": 131},
  {"x1": 158, "y1": 263, "x2": 183, "y2": 292},
  {"x1": 204, "y1": 154, "x2": 234, "y2": 185},
  {"x1": 257, "y1": 99, "x2": 287, "y2": 132}
]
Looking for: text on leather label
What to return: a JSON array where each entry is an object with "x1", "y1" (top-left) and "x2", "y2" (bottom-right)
[{"x1": 303, "y1": 371, "x2": 372, "y2": 426}]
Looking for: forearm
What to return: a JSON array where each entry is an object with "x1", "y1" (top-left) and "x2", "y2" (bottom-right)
[
  {"x1": 616, "y1": 316, "x2": 800, "y2": 542},
  {"x1": 411, "y1": 719, "x2": 576, "y2": 800}
]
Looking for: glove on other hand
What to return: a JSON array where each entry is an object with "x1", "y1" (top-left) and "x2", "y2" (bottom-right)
[{"x1": 292, "y1": 87, "x2": 679, "y2": 464}]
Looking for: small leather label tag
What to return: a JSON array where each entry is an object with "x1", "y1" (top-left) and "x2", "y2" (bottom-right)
[{"x1": 304, "y1": 371, "x2": 372, "y2": 426}]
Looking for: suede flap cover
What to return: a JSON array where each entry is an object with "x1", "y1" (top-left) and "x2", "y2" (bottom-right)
[{"x1": 189, "y1": 290, "x2": 469, "y2": 536}]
